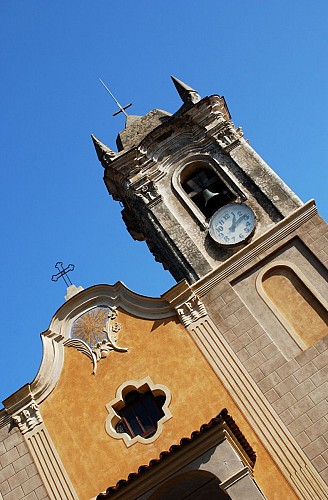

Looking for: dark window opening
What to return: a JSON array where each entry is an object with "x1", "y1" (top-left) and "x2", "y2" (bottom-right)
[
  {"x1": 182, "y1": 167, "x2": 235, "y2": 218},
  {"x1": 115, "y1": 390, "x2": 165, "y2": 439}
]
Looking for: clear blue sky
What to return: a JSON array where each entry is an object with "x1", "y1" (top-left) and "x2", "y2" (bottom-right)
[{"x1": 1, "y1": 1, "x2": 327, "y2": 405}]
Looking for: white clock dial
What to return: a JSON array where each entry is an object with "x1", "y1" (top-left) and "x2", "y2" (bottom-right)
[{"x1": 209, "y1": 203, "x2": 256, "y2": 245}]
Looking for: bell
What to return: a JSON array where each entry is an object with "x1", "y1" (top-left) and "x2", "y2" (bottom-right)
[{"x1": 202, "y1": 188, "x2": 223, "y2": 213}]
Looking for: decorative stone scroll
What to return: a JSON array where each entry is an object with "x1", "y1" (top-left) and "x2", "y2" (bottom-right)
[
  {"x1": 209, "y1": 122, "x2": 244, "y2": 153},
  {"x1": 12, "y1": 400, "x2": 43, "y2": 434},
  {"x1": 66, "y1": 306, "x2": 128, "y2": 374},
  {"x1": 136, "y1": 180, "x2": 160, "y2": 204},
  {"x1": 177, "y1": 294, "x2": 207, "y2": 327}
]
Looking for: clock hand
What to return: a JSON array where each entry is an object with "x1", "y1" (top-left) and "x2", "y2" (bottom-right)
[
  {"x1": 229, "y1": 214, "x2": 247, "y2": 232},
  {"x1": 234, "y1": 214, "x2": 247, "y2": 229},
  {"x1": 228, "y1": 212, "x2": 236, "y2": 231}
]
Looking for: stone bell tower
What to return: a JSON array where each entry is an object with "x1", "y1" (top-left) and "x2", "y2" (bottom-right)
[
  {"x1": 92, "y1": 76, "x2": 302, "y2": 283},
  {"x1": 92, "y1": 78, "x2": 328, "y2": 496}
]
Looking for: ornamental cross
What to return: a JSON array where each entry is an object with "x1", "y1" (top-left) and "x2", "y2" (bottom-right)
[{"x1": 51, "y1": 262, "x2": 75, "y2": 286}]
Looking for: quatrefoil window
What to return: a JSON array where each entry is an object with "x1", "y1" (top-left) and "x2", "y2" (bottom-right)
[{"x1": 105, "y1": 377, "x2": 172, "y2": 447}]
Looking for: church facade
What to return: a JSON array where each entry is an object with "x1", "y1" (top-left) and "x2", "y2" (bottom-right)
[{"x1": 1, "y1": 78, "x2": 328, "y2": 499}]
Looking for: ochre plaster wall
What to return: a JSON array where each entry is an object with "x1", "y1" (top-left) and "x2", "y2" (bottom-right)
[
  {"x1": 263, "y1": 266, "x2": 328, "y2": 346},
  {"x1": 39, "y1": 310, "x2": 297, "y2": 500}
]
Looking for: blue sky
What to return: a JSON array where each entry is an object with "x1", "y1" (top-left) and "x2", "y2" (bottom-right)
[{"x1": 1, "y1": 1, "x2": 327, "y2": 405}]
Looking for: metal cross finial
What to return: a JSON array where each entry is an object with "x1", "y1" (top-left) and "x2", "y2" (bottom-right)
[
  {"x1": 99, "y1": 78, "x2": 132, "y2": 117},
  {"x1": 51, "y1": 262, "x2": 75, "y2": 287}
]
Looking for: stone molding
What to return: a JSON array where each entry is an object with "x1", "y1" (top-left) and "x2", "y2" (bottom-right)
[
  {"x1": 1, "y1": 283, "x2": 176, "y2": 499},
  {"x1": 12, "y1": 400, "x2": 42, "y2": 434},
  {"x1": 25, "y1": 424, "x2": 78, "y2": 499},
  {"x1": 135, "y1": 179, "x2": 161, "y2": 205},
  {"x1": 176, "y1": 293, "x2": 207, "y2": 327},
  {"x1": 170, "y1": 153, "x2": 245, "y2": 232},
  {"x1": 163, "y1": 198, "x2": 328, "y2": 498},
  {"x1": 3, "y1": 385, "x2": 43, "y2": 435},
  {"x1": 206, "y1": 120, "x2": 244, "y2": 153},
  {"x1": 166, "y1": 307, "x2": 328, "y2": 499},
  {"x1": 28, "y1": 282, "x2": 175, "y2": 405}
]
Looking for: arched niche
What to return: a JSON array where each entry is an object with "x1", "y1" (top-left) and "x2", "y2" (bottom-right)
[
  {"x1": 257, "y1": 261, "x2": 328, "y2": 349},
  {"x1": 150, "y1": 470, "x2": 231, "y2": 500}
]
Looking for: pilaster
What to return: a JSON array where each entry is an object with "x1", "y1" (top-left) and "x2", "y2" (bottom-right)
[
  {"x1": 3, "y1": 386, "x2": 78, "y2": 500},
  {"x1": 163, "y1": 283, "x2": 328, "y2": 499}
]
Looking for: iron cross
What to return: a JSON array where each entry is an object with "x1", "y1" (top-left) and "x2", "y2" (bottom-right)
[
  {"x1": 99, "y1": 78, "x2": 132, "y2": 117},
  {"x1": 51, "y1": 262, "x2": 75, "y2": 287}
]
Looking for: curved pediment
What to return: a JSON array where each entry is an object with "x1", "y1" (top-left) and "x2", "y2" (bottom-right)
[{"x1": 30, "y1": 282, "x2": 176, "y2": 405}]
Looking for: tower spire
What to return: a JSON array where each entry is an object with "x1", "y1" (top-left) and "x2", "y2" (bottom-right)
[
  {"x1": 171, "y1": 76, "x2": 201, "y2": 104},
  {"x1": 91, "y1": 134, "x2": 116, "y2": 166}
]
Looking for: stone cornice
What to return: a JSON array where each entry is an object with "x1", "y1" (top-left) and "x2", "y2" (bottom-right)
[
  {"x1": 164, "y1": 201, "x2": 317, "y2": 305},
  {"x1": 50, "y1": 282, "x2": 175, "y2": 327},
  {"x1": 193, "y1": 199, "x2": 317, "y2": 296}
]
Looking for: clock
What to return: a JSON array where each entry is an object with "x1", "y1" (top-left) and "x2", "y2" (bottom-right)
[{"x1": 209, "y1": 203, "x2": 256, "y2": 245}]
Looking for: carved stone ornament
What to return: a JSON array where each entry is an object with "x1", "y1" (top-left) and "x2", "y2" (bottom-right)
[
  {"x1": 135, "y1": 180, "x2": 160, "y2": 204},
  {"x1": 177, "y1": 294, "x2": 207, "y2": 327},
  {"x1": 212, "y1": 123, "x2": 244, "y2": 152},
  {"x1": 12, "y1": 400, "x2": 43, "y2": 434},
  {"x1": 65, "y1": 306, "x2": 128, "y2": 374}
]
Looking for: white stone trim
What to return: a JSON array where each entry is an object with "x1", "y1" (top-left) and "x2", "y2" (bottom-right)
[
  {"x1": 26, "y1": 424, "x2": 78, "y2": 500},
  {"x1": 185, "y1": 315, "x2": 328, "y2": 498},
  {"x1": 2, "y1": 284, "x2": 176, "y2": 499},
  {"x1": 28, "y1": 282, "x2": 175, "y2": 405}
]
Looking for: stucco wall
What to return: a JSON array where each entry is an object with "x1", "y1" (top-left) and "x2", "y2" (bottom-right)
[{"x1": 39, "y1": 311, "x2": 295, "y2": 500}]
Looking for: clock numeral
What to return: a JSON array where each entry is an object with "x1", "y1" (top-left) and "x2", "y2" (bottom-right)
[
  {"x1": 244, "y1": 228, "x2": 250, "y2": 234},
  {"x1": 239, "y1": 233, "x2": 244, "y2": 239},
  {"x1": 218, "y1": 218, "x2": 225, "y2": 225},
  {"x1": 237, "y1": 211, "x2": 243, "y2": 216},
  {"x1": 231, "y1": 236, "x2": 235, "y2": 243},
  {"x1": 224, "y1": 236, "x2": 230, "y2": 242},
  {"x1": 216, "y1": 225, "x2": 223, "y2": 232},
  {"x1": 246, "y1": 221, "x2": 251, "y2": 227},
  {"x1": 218, "y1": 233, "x2": 224, "y2": 239},
  {"x1": 223, "y1": 213, "x2": 230, "y2": 220}
]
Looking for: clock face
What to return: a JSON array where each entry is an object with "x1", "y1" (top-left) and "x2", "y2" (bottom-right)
[{"x1": 209, "y1": 203, "x2": 256, "y2": 245}]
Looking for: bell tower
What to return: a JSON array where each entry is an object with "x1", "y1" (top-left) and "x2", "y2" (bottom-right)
[{"x1": 92, "y1": 77, "x2": 302, "y2": 283}]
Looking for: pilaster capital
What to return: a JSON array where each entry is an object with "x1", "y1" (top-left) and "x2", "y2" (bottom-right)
[
  {"x1": 12, "y1": 400, "x2": 43, "y2": 434},
  {"x1": 163, "y1": 282, "x2": 208, "y2": 327}
]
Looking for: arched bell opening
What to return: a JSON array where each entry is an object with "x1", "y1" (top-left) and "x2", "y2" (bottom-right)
[{"x1": 180, "y1": 163, "x2": 236, "y2": 219}]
